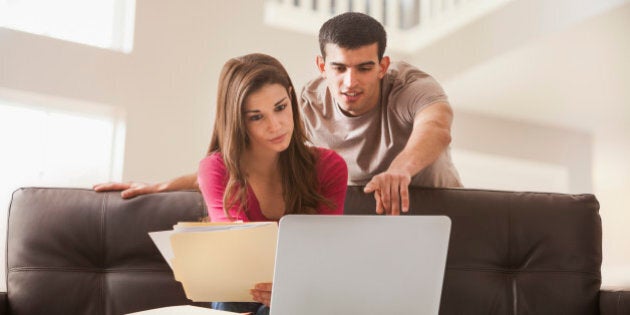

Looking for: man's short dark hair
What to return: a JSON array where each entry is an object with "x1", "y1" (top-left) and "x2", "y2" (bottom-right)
[{"x1": 318, "y1": 12, "x2": 387, "y2": 61}]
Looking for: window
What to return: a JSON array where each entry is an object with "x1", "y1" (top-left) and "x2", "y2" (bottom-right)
[
  {"x1": 0, "y1": 88, "x2": 125, "y2": 291},
  {"x1": 0, "y1": 88, "x2": 125, "y2": 198},
  {"x1": 0, "y1": 0, "x2": 136, "y2": 53}
]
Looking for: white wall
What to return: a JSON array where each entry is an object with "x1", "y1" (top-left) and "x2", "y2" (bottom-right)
[
  {"x1": 0, "y1": 0, "x2": 322, "y2": 292},
  {"x1": 0, "y1": 0, "x2": 321, "y2": 184},
  {"x1": 434, "y1": 2, "x2": 630, "y2": 286},
  {"x1": 452, "y1": 110, "x2": 592, "y2": 194}
]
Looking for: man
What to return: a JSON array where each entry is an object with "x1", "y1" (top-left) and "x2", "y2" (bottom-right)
[{"x1": 94, "y1": 12, "x2": 462, "y2": 215}]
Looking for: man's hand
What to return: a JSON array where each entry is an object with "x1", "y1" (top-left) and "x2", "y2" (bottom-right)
[
  {"x1": 363, "y1": 102, "x2": 454, "y2": 215},
  {"x1": 250, "y1": 282, "x2": 272, "y2": 307},
  {"x1": 93, "y1": 173, "x2": 199, "y2": 199},
  {"x1": 93, "y1": 182, "x2": 163, "y2": 199},
  {"x1": 363, "y1": 170, "x2": 411, "y2": 215}
]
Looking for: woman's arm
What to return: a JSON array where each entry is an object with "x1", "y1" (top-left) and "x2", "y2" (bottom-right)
[
  {"x1": 316, "y1": 149, "x2": 348, "y2": 215},
  {"x1": 198, "y1": 154, "x2": 249, "y2": 222}
]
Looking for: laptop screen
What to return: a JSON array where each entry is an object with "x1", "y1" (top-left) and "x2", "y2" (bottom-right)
[{"x1": 270, "y1": 215, "x2": 451, "y2": 315}]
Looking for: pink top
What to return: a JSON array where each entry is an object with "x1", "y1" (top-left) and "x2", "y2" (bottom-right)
[{"x1": 198, "y1": 147, "x2": 348, "y2": 222}]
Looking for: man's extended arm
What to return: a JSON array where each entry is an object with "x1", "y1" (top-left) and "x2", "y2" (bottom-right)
[
  {"x1": 364, "y1": 102, "x2": 453, "y2": 215},
  {"x1": 93, "y1": 173, "x2": 199, "y2": 199}
]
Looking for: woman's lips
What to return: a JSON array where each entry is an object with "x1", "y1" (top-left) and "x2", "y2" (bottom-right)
[{"x1": 269, "y1": 134, "x2": 287, "y2": 144}]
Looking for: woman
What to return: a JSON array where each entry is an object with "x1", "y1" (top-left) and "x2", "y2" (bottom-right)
[{"x1": 197, "y1": 53, "x2": 348, "y2": 314}]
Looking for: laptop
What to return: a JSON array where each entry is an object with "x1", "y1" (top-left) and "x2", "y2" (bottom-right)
[{"x1": 270, "y1": 215, "x2": 451, "y2": 315}]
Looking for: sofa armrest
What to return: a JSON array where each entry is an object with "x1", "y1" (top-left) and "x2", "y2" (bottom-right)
[
  {"x1": 0, "y1": 291, "x2": 7, "y2": 315},
  {"x1": 600, "y1": 289, "x2": 630, "y2": 315}
]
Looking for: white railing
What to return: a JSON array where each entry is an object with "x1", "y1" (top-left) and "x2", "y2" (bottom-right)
[{"x1": 264, "y1": 0, "x2": 517, "y2": 53}]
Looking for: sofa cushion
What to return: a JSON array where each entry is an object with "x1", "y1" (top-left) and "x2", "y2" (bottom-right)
[
  {"x1": 6, "y1": 187, "x2": 208, "y2": 315},
  {"x1": 344, "y1": 186, "x2": 602, "y2": 315}
]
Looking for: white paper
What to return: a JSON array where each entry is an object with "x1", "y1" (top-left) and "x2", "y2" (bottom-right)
[
  {"x1": 148, "y1": 221, "x2": 278, "y2": 302},
  {"x1": 126, "y1": 305, "x2": 238, "y2": 315},
  {"x1": 148, "y1": 230, "x2": 175, "y2": 269}
]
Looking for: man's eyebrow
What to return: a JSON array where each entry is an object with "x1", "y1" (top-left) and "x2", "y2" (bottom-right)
[
  {"x1": 330, "y1": 61, "x2": 376, "y2": 67},
  {"x1": 244, "y1": 97, "x2": 288, "y2": 113}
]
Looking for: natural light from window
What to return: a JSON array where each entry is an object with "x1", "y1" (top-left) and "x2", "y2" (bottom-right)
[
  {"x1": 0, "y1": 0, "x2": 136, "y2": 53},
  {"x1": 0, "y1": 90, "x2": 125, "y2": 203},
  {"x1": 0, "y1": 88, "x2": 125, "y2": 291}
]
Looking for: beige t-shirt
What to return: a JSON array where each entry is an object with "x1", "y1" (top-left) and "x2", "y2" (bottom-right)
[{"x1": 299, "y1": 61, "x2": 462, "y2": 187}]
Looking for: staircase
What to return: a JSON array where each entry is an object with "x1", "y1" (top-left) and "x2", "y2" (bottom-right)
[{"x1": 264, "y1": 0, "x2": 518, "y2": 54}]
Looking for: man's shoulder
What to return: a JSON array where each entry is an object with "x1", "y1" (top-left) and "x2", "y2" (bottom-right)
[
  {"x1": 381, "y1": 61, "x2": 449, "y2": 119},
  {"x1": 384, "y1": 61, "x2": 447, "y2": 103},
  {"x1": 300, "y1": 75, "x2": 328, "y2": 108},
  {"x1": 299, "y1": 75, "x2": 335, "y2": 124},
  {"x1": 303, "y1": 74, "x2": 327, "y2": 92},
  {"x1": 386, "y1": 61, "x2": 435, "y2": 85}
]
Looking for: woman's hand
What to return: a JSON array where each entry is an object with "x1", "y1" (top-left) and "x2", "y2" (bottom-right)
[{"x1": 250, "y1": 282, "x2": 273, "y2": 307}]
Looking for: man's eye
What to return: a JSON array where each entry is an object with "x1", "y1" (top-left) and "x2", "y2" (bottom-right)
[
  {"x1": 249, "y1": 114, "x2": 262, "y2": 121},
  {"x1": 359, "y1": 67, "x2": 372, "y2": 72},
  {"x1": 333, "y1": 66, "x2": 346, "y2": 72},
  {"x1": 275, "y1": 104, "x2": 287, "y2": 111}
]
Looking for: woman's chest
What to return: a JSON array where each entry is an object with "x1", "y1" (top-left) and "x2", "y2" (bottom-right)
[{"x1": 248, "y1": 178, "x2": 285, "y2": 220}]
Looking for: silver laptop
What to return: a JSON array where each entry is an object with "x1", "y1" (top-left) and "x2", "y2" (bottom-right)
[{"x1": 270, "y1": 215, "x2": 451, "y2": 315}]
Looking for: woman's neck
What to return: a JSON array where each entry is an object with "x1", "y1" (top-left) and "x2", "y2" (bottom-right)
[
  {"x1": 241, "y1": 148, "x2": 281, "y2": 178},
  {"x1": 241, "y1": 148, "x2": 286, "y2": 220}
]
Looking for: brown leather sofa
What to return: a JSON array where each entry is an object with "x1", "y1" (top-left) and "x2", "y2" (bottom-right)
[{"x1": 2, "y1": 187, "x2": 629, "y2": 315}]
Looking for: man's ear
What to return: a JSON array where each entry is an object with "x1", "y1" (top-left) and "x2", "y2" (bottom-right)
[
  {"x1": 378, "y1": 56, "x2": 391, "y2": 79},
  {"x1": 316, "y1": 55, "x2": 326, "y2": 78}
]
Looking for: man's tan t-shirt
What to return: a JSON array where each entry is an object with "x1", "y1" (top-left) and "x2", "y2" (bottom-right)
[{"x1": 300, "y1": 61, "x2": 462, "y2": 187}]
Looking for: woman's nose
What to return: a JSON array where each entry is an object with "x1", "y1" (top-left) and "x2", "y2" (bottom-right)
[{"x1": 267, "y1": 116, "x2": 281, "y2": 132}]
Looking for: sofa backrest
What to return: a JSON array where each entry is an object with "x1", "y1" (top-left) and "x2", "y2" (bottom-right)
[
  {"x1": 6, "y1": 187, "x2": 208, "y2": 315},
  {"x1": 344, "y1": 186, "x2": 602, "y2": 315},
  {"x1": 6, "y1": 186, "x2": 602, "y2": 315}
]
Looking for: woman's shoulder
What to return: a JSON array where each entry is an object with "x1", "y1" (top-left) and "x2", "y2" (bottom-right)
[
  {"x1": 312, "y1": 146, "x2": 339, "y2": 160},
  {"x1": 199, "y1": 152, "x2": 227, "y2": 173},
  {"x1": 200, "y1": 151, "x2": 223, "y2": 163},
  {"x1": 312, "y1": 147, "x2": 346, "y2": 171}
]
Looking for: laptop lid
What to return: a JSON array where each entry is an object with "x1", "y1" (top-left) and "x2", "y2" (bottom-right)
[{"x1": 270, "y1": 215, "x2": 451, "y2": 315}]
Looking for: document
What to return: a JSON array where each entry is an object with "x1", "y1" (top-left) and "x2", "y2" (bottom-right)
[
  {"x1": 126, "y1": 305, "x2": 239, "y2": 314},
  {"x1": 149, "y1": 221, "x2": 278, "y2": 302}
]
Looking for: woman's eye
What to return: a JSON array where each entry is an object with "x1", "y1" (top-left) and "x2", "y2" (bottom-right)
[
  {"x1": 275, "y1": 104, "x2": 287, "y2": 111},
  {"x1": 249, "y1": 114, "x2": 262, "y2": 121}
]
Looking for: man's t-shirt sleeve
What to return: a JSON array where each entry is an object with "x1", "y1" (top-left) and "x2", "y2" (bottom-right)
[{"x1": 395, "y1": 70, "x2": 449, "y2": 123}]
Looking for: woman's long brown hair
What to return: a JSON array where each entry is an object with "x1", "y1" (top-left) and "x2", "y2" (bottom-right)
[{"x1": 208, "y1": 53, "x2": 332, "y2": 220}]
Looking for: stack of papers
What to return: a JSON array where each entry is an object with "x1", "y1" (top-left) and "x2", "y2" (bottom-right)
[
  {"x1": 149, "y1": 221, "x2": 278, "y2": 302},
  {"x1": 127, "y1": 305, "x2": 239, "y2": 315}
]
